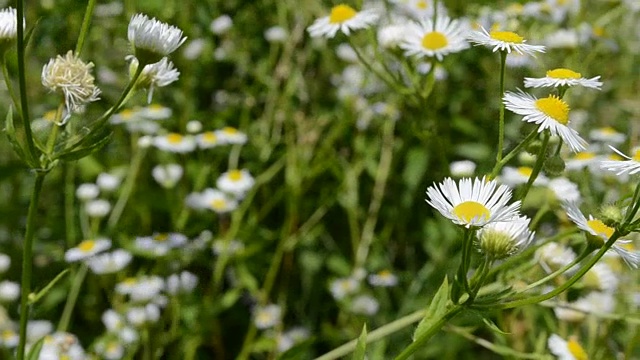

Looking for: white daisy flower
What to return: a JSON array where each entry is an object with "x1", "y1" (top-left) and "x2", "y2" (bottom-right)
[
  {"x1": 86, "y1": 249, "x2": 133, "y2": 274},
  {"x1": 139, "y1": 103, "x2": 172, "y2": 120},
  {"x1": 425, "y1": 177, "x2": 521, "y2": 228},
  {"x1": 350, "y1": 295, "x2": 380, "y2": 315},
  {"x1": 565, "y1": 151, "x2": 598, "y2": 171},
  {"x1": 0, "y1": 253, "x2": 10, "y2": 273},
  {"x1": 186, "y1": 120, "x2": 203, "y2": 133},
  {"x1": 0, "y1": 280, "x2": 20, "y2": 302},
  {"x1": 503, "y1": 90, "x2": 587, "y2": 152},
  {"x1": 307, "y1": 4, "x2": 379, "y2": 38},
  {"x1": 196, "y1": 131, "x2": 222, "y2": 149},
  {"x1": 476, "y1": 215, "x2": 534, "y2": 259},
  {"x1": 400, "y1": 15, "x2": 469, "y2": 61},
  {"x1": 109, "y1": 108, "x2": 142, "y2": 124},
  {"x1": 500, "y1": 166, "x2": 549, "y2": 188},
  {"x1": 535, "y1": 242, "x2": 577, "y2": 273},
  {"x1": 126, "y1": 303, "x2": 161, "y2": 326},
  {"x1": 573, "y1": 291, "x2": 616, "y2": 315},
  {"x1": 76, "y1": 183, "x2": 100, "y2": 201},
  {"x1": 277, "y1": 327, "x2": 310, "y2": 353},
  {"x1": 467, "y1": 27, "x2": 545, "y2": 55},
  {"x1": 329, "y1": 277, "x2": 360, "y2": 300},
  {"x1": 548, "y1": 334, "x2": 587, "y2": 360},
  {"x1": 547, "y1": 177, "x2": 581, "y2": 203},
  {"x1": 116, "y1": 276, "x2": 165, "y2": 302},
  {"x1": 216, "y1": 169, "x2": 255, "y2": 197},
  {"x1": 377, "y1": 22, "x2": 409, "y2": 49},
  {"x1": 153, "y1": 133, "x2": 196, "y2": 153},
  {"x1": 64, "y1": 238, "x2": 111, "y2": 262},
  {"x1": 589, "y1": 126, "x2": 625, "y2": 145},
  {"x1": 152, "y1": 163, "x2": 183, "y2": 188},
  {"x1": 128, "y1": 13, "x2": 186, "y2": 59},
  {"x1": 254, "y1": 304, "x2": 282, "y2": 330},
  {"x1": 96, "y1": 173, "x2": 122, "y2": 192},
  {"x1": 368, "y1": 269, "x2": 399, "y2": 287},
  {"x1": 583, "y1": 263, "x2": 618, "y2": 293},
  {"x1": 26, "y1": 320, "x2": 53, "y2": 343},
  {"x1": 600, "y1": 146, "x2": 640, "y2": 175},
  {"x1": 0, "y1": 7, "x2": 19, "y2": 41},
  {"x1": 135, "y1": 232, "x2": 188, "y2": 256},
  {"x1": 449, "y1": 160, "x2": 476, "y2": 177},
  {"x1": 186, "y1": 188, "x2": 238, "y2": 214},
  {"x1": 210, "y1": 14, "x2": 233, "y2": 35},
  {"x1": 38, "y1": 332, "x2": 86, "y2": 360},
  {"x1": 166, "y1": 271, "x2": 199, "y2": 295},
  {"x1": 524, "y1": 68, "x2": 602, "y2": 90},
  {"x1": 94, "y1": 339, "x2": 125, "y2": 360},
  {"x1": 564, "y1": 201, "x2": 639, "y2": 268},
  {"x1": 215, "y1": 127, "x2": 247, "y2": 145},
  {"x1": 264, "y1": 26, "x2": 288, "y2": 43},
  {"x1": 85, "y1": 198, "x2": 111, "y2": 218}
]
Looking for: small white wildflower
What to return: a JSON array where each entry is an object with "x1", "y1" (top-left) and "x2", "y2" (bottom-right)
[
  {"x1": 76, "y1": 183, "x2": 100, "y2": 201},
  {"x1": 216, "y1": 169, "x2": 255, "y2": 197},
  {"x1": 64, "y1": 238, "x2": 112, "y2": 262},
  {"x1": 210, "y1": 15, "x2": 233, "y2": 35},
  {"x1": 254, "y1": 304, "x2": 282, "y2": 330},
  {"x1": 85, "y1": 199, "x2": 111, "y2": 218},
  {"x1": 264, "y1": 26, "x2": 288, "y2": 42},
  {"x1": 128, "y1": 13, "x2": 186, "y2": 61},
  {"x1": 152, "y1": 163, "x2": 184, "y2": 188},
  {"x1": 307, "y1": 4, "x2": 379, "y2": 38},
  {"x1": 0, "y1": 281, "x2": 20, "y2": 302},
  {"x1": 350, "y1": 295, "x2": 380, "y2": 315},
  {"x1": 86, "y1": 249, "x2": 133, "y2": 274}
]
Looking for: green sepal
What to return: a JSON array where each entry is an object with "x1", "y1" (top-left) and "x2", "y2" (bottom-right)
[{"x1": 352, "y1": 324, "x2": 367, "y2": 360}]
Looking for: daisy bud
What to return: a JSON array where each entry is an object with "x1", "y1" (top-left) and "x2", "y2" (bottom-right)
[
  {"x1": 0, "y1": 7, "x2": 20, "y2": 54},
  {"x1": 476, "y1": 217, "x2": 534, "y2": 260},
  {"x1": 544, "y1": 155, "x2": 565, "y2": 176},
  {"x1": 598, "y1": 204, "x2": 623, "y2": 227}
]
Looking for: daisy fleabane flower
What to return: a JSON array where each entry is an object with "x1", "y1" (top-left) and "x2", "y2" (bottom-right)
[
  {"x1": 400, "y1": 15, "x2": 469, "y2": 61},
  {"x1": 128, "y1": 13, "x2": 186, "y2": 63},
  {"x1": 503, "y1": 90, "x2": 587, "y2": 152},
  {"x1": 42, "y1": 51, "x2": 101, "y2": 125},
  {"x1": 128, "y1": 56, "x2": 180, "y2": 103},
  {"x1": 564, "y1": 201, "x2": 639, "y2": 268},
  {"x1": 600, "y1": 145, "x2": 640, "y2": 175},
  {"x1": 476, "y1": 215, "x2": 535, "y2": 259},
  {"x1": 524, "y1": 68, "x2": 602, "y2": 90},
  {"x1": 307, "y1": 4, "x2": 379, "y2": 38},
  {"x1": 426, "y1": 177, "x2": 521, "y2": 228},
  {"x1": 548, "y1": 334, "x2": 587, "y2": 360},
  {"x1": 467, "y1": 27, "x2": 545, "y2": 55}
]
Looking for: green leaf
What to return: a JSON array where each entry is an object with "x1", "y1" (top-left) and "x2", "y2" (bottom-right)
[
  {"x1": 55, "y1": 131, "x2": 113, "y2": 161},
  {"x1": 482, "y1": 316, "x2": 510, "y2": 335},
  {"x1": 352, "y1": 324, "x2": 368, "y2": 360},
  {"x1": 4, "y1": 107, "x2": 28, "y2": 164},
  {"x1": 413, "y1": 276, "x2": 449, "y2": 341},
  {"x1": 26, "y1": 334, "x2": 46, "y2": 360},
  {"x1": 28, "y1": 269, "x2": 70, "y2": 305}
]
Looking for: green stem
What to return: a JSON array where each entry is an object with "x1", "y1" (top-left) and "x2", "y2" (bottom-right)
[
  {"x1": 314, "y1": 309, "x2": 427, "y2": 360},
  {"x1": 496, "y1": 50, "x2": 507, "y2": 163},
  {"x1": 517, "y1": 130, "x2": 550, "y2": 201},
  {"x1": 394, "y1": 305, "x2": 464, "y2": 360},
  {"x1": 354, "y1": 119, "x2": 395, "y2": 270},
  {"x1": 457, "y1": 229, "x2": 475, "y2": 298},
  {"x1": 75, "y1": 0, "x2": 97, "y2": 55},
  {"x1": 57, "y1": 264, "x2": 89, "y2": 332},
  {"x1": 518, "y1": 247, "x2": 589, "y2": 293},
  {"x1": 489, "y1": 128, "x2": 538, "y2": 179},
  {"x1": 16, "y1": 0, "x2": 38, "y2": 165},
  {"x1": 470, "y1": 258, "x2": 493, "y2": 299},
  {"x1": 1, "y1": 58, "x2": 21, "y2": 113},
  {"x1": 623, "y1": 180, "x2": 640, "y2": 226},
  {"x1": 346, "y1": 37, "x2": 409, "y2": 95},
  {"x1": 478, "y1": 232, "x2": 620, "y2": 310},
  {"x1": 17, "y1": 172, "x2": 47, "y2": 360},
  {"x1": 107, "y1": 144, "x2": 147, "y2": 231}
]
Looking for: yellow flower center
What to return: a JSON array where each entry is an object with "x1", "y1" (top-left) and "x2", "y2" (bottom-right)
[
  {"x1": 223, "y1": 127, "x2": 238, "y2": 134},
  {"x1": 517, "y1": 166, "x2": 533, "y2": 177},
  {"x1": 329, "y1": 4, "x2": 357, "y2": 24},
  {"x1": 78, "y1": 240, "x2": 96, "y2": 252},
  {"x1": 546, "y1": 68, "x2": 581, "y2": 79},
  {"x1": 228, "y1": 170, "x2": 243, "y2": 182},
  {"x1": 574, "y1": 152, "x2": 595, "y2": 160},
  {"x1": 167, "y1": 133, "x2": 183, "y2": 144},
  {"x1": 43, "y1": 110, "x2": 58, "y2": 122},
  {"x1": 490, "y1": 30, "x2": 524, "y2": 43},
  {"x1": 123, "y1": 277, "x2": 137, "y2": 285},
  {"x1": 416, "y1": 0, "x2": 428, "y2": 10},
  {"x1": 587, "y1": 219, "x2": 614, "y2": 239},
  {"x1": 593, "y1": 26, "x2": 605, "y2": 37},
  {"x1": 211, "y1": 199, "x2": 227, "y2": 210},
  {"x1": 153, "y1": 233, "x2": 168, "y2": 242},
  {"x1": 148, "y1": 104, "x2": 163, "y2": 111},
  {"x1": 202, "y1": 132, "x2": 217, "y2": 143},
  {"x1": 567, "y1": 338, "x2": 588, "y2": 360},
  {"x1": 608, "y1": 154, "x2": 623, "y2": 161},
  {"x1": 421, "y1": 32, "x2": 448, "y2": 50},
  {"x1": 535, "y1": 95, "x2": 570, "y2": 125},
  {"x1": 633, "y1": 150, "x2": 640, "y2": 162},
  {"x1": 599, "y1": 127, "x2": 616, "y2": 134},
  {"x1": 2, "y1": 329, "x2": 14, "y2": 340},
  {"x1": 452, "y1": 201, "x2": 491, "y2": 223},
  {"x1": 119, "y1": 109, "x2": 135, "y2": 120}
]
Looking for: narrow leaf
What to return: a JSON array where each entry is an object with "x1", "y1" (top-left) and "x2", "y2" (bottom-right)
[
  {"x1": 4, "y1": 107, "x2": 28, "y2": 163},
  {"x1": 26, "y1": 335, "x2": 46, "y2": 360},
  {"x1": 28, "y1": 269, "x2": 70, "y2": 305},
  {"x1": 413, "y1": 276, "x2": 449, "y2": 341},
  {"x1": 482, "y1": 317, "x2": 510, "y2": 335},
  {"x1": 352, "y1": 324, "x2": 367, "y2": 360}
]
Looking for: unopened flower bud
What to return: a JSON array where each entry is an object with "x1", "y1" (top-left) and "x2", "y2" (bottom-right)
[{"x1": 544, "y1": 155, "x2": 565, "y2": 176}]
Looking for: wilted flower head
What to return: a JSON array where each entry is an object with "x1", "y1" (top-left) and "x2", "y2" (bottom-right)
[
  {"x1": 128, "y1": 56, "x2": 180, "y2": 103},
  {"x1": 128, "y1": 13, "x2": 186, "y2": 64},
  {"x1": 41, "y1": 51, "x2": 101, "y2": 125}
]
